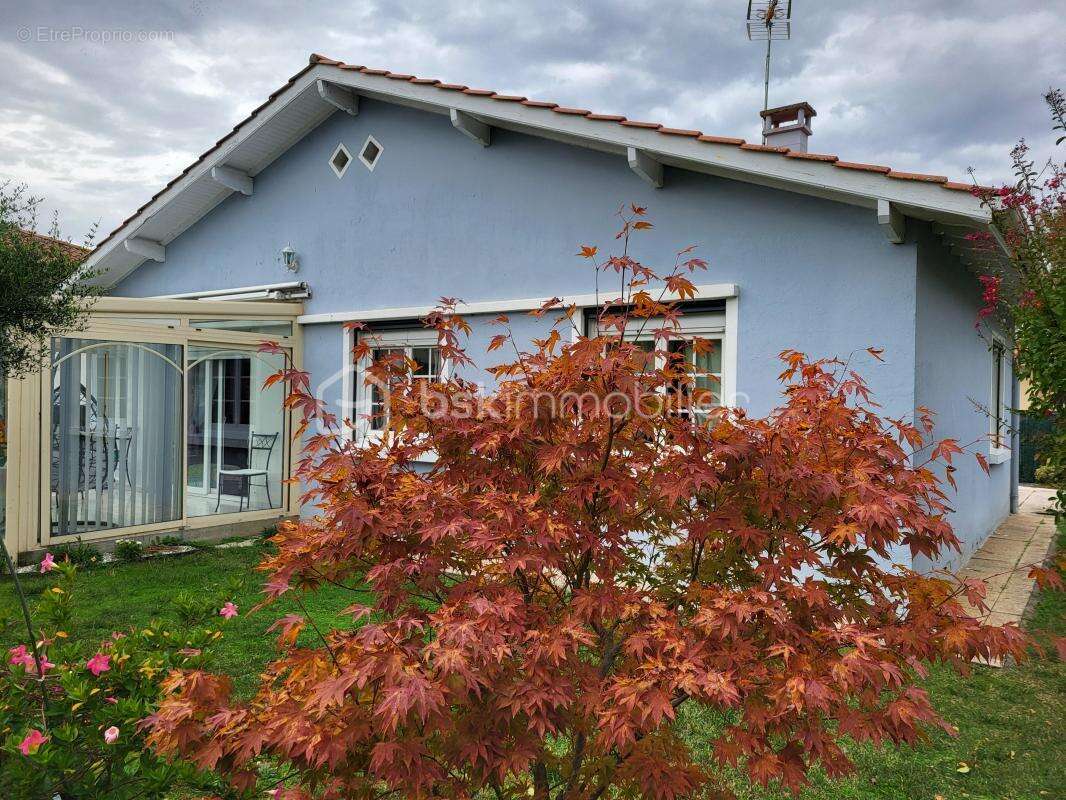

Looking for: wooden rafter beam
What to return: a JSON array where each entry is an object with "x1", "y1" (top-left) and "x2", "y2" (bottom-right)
[
  {"x1": 124, "y1": 237, "x2": 165, "y2": 263},
  {"x1": 316, "y1": 79, "x2": 359, "y2": 115},
  {"x1": 450, "y1": 109, "x2": 491, "y2": 146},
  {"x1": 210, "y1": 165, "x2": 253, "y2": 196},
  {"x1": 877, "y1": 199, "x2": 905, "y2": 244},
  {"x1": 627, "y1": 147, "x2": 663, "y2": 189}
]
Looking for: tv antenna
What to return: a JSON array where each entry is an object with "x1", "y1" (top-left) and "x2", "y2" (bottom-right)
[{"x1": 747, "y1": 1, "x2": 793, "y2": 114}]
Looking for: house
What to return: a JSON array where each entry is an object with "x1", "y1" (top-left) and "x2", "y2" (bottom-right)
[{"x1": 1, "y1": 54, "x2": 1017, "y2": 571}]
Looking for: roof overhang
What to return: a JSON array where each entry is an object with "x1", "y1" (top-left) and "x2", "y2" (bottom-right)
[{"x1": 83, "y1": 56, "x2": 1005, "y2": 287}]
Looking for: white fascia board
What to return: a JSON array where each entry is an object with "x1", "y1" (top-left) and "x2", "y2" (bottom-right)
[
  {"x1": 318, "y1": 66, "x2": 991, "y2": 224},
  {"x1": 82, "y1": 68, "x2": 328, "y2": 279},
  {"x1": 297, "y1": 283, "x2": 739, "y2": 325}
]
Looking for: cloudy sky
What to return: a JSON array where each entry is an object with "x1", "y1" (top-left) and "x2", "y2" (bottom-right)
[{"x1": 2, "y1": 0, "x2": 1062, "y2": 243}]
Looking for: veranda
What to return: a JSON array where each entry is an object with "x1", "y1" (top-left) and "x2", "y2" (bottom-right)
[{"x1": 1, "y1": 297, "x2": 303, "y2": 563}]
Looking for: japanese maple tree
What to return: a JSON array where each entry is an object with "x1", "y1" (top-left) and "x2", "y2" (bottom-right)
[{"x1": 148, "y1": 208, "x2": 1030, "y2": 799}]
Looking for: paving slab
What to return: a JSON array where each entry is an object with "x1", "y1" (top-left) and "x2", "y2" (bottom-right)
[{"x1": 958, "y1": 486, "x2": 1059, "y2": 646}]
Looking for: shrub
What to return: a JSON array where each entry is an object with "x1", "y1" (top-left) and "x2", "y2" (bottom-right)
[
  {"x1": 151, "y1": 535, "x2": 185, "y2": 548},
  {"x1": 972, "y1": 89, "x2": 1066, "y2": 512},
  {"x1": 0, "y1": 555, "x2": 232, "y2": 798},
  {"x1": 149, "y1": 209, "x2": 1041, "y2": 799},
  {"x1": 112, "y1": 538, "x2": 144, "y2": 562}
]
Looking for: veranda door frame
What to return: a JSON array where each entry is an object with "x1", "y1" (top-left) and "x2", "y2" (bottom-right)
[{"x1": 2, "y1": 296, "x2": 302, "y2": 559}]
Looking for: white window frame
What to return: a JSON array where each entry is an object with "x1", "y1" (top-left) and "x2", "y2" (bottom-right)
[
  {"x1": 331, "y1": 285, "x2": 739, "y2": 450},
  {"x1": 349, "y1": 328, "x2": 448, "y2": 444},
  {"x1": 584, "y1": 307, "x2": 737, "y2": 410},
  {"x1": 329, "y1": 143, "x2": 352, "y2": 178},
  {"x1": 988, "y1": 336, "x2": 1011, "y2": 465}
]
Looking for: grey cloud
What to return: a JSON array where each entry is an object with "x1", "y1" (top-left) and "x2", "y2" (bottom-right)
[{"x1": 0, "y1": 0, "x2": 1061, "y2": 240}]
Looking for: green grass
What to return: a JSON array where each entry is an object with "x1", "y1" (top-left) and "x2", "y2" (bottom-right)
[
  {"x1": 0, "y1": 541, "x2": 370, "y2": 696},
  {"x1": 1, "y1": 526, "x2": 1063, "y2": 799}
]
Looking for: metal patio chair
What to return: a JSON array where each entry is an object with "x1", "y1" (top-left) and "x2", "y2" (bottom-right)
[{"x1": 215, "y1": 431, "x2": 279, "y2": 513}]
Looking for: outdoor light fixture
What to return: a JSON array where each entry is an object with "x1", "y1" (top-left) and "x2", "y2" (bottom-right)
[{"x1": 281, "y1": 244, "x2": 299, "y2": 272}]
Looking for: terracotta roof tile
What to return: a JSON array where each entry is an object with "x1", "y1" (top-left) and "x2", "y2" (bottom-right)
[
  {"x1": 786, "y1": 151, "x2": 839, "y2": 162},
  {"x1": 17, "y1": 230, "x2": 91, "y2": 261},
  {"x1": 834, "y1": 161, "x2": 892, "y2": 174},
  {"x1": 698, "y1": 135, "x2": 745, "y2": 145},
  {"x1": 740, "y1": 143, "x2": 790, "y2": 153},
  {"x1": 491, "y1": 93, "x2": 527, "y2": 102},
  {"x1": 90, "y1": 53, "x2": 987, "y2": 258},
  {"x1": 887, "y1": 170, "x2": 948, "y2": 184},
  {"x1": 658, "y1": 127, "x2": 702, "y2": 137},
  {"x1": 553, "y1": 106, "x2": 592, "y2": 115}
]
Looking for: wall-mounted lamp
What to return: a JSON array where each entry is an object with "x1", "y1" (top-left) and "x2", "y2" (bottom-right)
[{"x1": 281, "y1": 244, "x2": 299, "y2": 273}]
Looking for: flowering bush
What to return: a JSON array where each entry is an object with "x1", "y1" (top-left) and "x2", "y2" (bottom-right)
[
  {"x1": 0, "y1": 556, "x2": 228, "y2": 799},
  {"x1": 146, "y1": 208, "x2": 1037, "y2": 799},
  {"x1": 971, "y1": 88, "x2": 1066, "y2": 509}
]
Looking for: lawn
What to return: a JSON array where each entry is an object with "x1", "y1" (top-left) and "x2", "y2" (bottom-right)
[{"x1": 2, "y1": 527, "x2": 1063, "y2": 800}]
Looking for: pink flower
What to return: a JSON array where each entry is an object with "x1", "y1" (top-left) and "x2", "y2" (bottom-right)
[
  {"x1": 104, "y1": 696, "x2": 118, "y2": 704},
  {"x1": 219, "y1": 601, "x2": 239, "y2": 619},
  {"x1": 18, "y1": 729, "x2": 47, "y2": 756},
  {"x1": 35, "y1": 656, "x2": 55, "y2": 675},
  {"x1": 39, "y1": 552, "x2": 56, "y2": 573},
  {"x1": 8, "y1": 645, "x2": 35, "y2": 669},
  {"x1": 86, "y1": 653, "x2": 111, "y2": 676},
  {"x1": 103, "y1": 726, "x2": 120, "y2": 744}
]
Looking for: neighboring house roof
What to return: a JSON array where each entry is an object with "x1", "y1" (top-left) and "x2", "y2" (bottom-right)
[
  {"x1": 15, "y1": 229, "x2": 91, "y2": 261},
  {"x1": 84, "y1": 53, "x2": 1000, "y2": 286}
]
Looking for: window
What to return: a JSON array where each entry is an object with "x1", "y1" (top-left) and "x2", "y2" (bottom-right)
[
  {"x1": 353, "y1": 330, "x2": 443, "y2": 433},
  {"x1": 587, "y1": 308, "x2": 729, "y2": 417},
  {"x1": 989, "y1": 340, "x2": 1010, "y2": 463},
  {"x1": 359, "y1": 135, "x2": 383, "y2": 171},
  {"x1": 329, "y1": 143, "x2": 352, "y2": 178}
]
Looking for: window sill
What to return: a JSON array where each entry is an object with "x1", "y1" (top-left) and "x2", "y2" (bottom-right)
[{"x1": 988, "y1": 446, "x2": 1011, "y2": 466}]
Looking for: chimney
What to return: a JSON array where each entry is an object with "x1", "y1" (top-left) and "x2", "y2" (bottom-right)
[{"x1": 760, "y1": 102, "x2": 816, "y2": 152}]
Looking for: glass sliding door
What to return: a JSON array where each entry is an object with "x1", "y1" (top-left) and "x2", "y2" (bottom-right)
[
  {"x1": 186, "y1": 346, "x2": 285, "y2": 517},
  {"x1": 50, "y1": 337, "x2": 183, "y2": 537}
]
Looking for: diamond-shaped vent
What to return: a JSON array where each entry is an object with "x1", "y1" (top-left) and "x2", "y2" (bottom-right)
[{"x1": 329, "y1": 143, "x2": 351, "y2": 178}]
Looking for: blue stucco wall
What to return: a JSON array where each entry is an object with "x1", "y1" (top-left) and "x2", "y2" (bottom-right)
[
  {"x1": 912, "y1": 223, "x2": 1012, "y2": 572},
  {"x1": 114, "y1": 98, "x2": 919, "y2": 416},
  {"x1": 106, "y1": 97, "x2": 994, "y2": 569}
]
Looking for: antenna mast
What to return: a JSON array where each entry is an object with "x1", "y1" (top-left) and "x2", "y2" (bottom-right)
[{"x1": 747, "y1": 1, "x2": 793, "y2": 118}]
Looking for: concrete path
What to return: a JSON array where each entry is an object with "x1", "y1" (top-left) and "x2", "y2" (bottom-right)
[{"x1": 959, "y1": 485, "x2": 1058, "y2": 627}]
